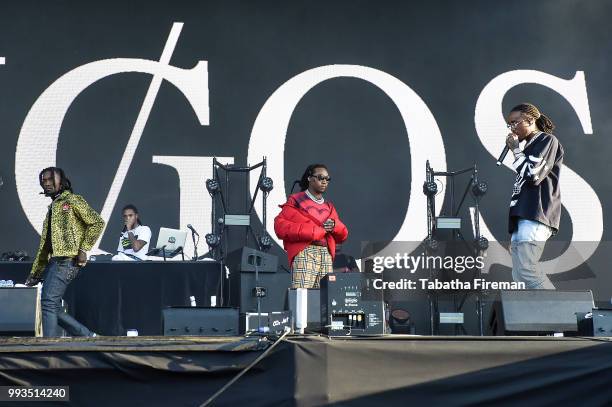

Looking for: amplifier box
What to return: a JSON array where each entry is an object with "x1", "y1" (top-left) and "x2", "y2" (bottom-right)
[
  {"x1": 320, "y1": 273, "x2": 385, "y2": 336},
  {"x1": 162, "y1": 307, "x2": 239, "y2": 336},
  {"x1": 243, "y1": 311, "x2": 292, "y2": 334}
]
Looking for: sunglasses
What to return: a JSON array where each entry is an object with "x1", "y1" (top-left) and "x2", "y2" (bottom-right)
[
  {"x1": 311, "y1": 174, "x2": 331, "y2": 182},
  {"x1": 506, "y1": 118, "x2": 527, "y2": 129}
]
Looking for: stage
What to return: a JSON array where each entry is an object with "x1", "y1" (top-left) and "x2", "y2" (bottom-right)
[
  {"x1": 0, "y1": 334, "x2": 611, "y2": 406},
  {"x1": 2, "y1": 0, "x2": 612, "y2": 405}
]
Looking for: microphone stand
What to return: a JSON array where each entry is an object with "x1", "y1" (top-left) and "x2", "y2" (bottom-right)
[{"x1": 190, "y1": 229, "x2": 198, "y2": 261}]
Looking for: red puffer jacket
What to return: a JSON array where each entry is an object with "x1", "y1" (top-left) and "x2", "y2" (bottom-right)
[{"x1": 274, "y1": 194, "x2": 348, "y2": 268}]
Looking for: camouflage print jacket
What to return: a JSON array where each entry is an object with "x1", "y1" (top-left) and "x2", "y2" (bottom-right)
[{"x1": 30, "y1": 190, "x2": 105, "y2": 279}]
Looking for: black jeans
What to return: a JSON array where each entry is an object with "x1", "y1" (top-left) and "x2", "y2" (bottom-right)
[{"x1": 41, "y1": 257, "x2": 93, "y2": 337}]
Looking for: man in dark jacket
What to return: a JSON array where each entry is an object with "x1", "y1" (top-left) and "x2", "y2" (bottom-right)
[{"x1": 505, "y1": 103, "x2": 563, "y2": 289}]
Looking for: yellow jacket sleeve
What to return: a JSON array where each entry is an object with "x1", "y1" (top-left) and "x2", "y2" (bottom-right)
[{"x1": 71, "y1": 194, "x2": 105, "y2": 251}]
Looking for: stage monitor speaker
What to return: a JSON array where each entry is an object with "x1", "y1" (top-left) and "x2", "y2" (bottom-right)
[
  {"x1": 0, "y1": 288, "x2": 37, "y2": 336},
  {"x1": 162, "y1": 307, "x2": 239, "y2": 336},
  {"x1": 489, "y1": 290, "x2": 594, "y2": 335}
]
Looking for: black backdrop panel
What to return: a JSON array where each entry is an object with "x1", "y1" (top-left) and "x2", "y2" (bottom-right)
[{"x1": 0, "y1": 1, "x2": 611, "y2": 298}]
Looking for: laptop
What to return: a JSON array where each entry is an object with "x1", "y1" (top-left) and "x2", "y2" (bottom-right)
[{"x1": 155, "y1": 227, "x2": 187, "y2": 252}]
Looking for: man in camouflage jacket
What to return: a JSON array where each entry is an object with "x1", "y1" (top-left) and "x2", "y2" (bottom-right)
[{"x1": 26, "y1": 167, "x2": 105, "y2": 337}]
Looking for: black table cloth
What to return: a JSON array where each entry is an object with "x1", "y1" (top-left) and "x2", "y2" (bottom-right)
[{"x1": 0, "y1": 261, "x2": 222, "y2": 335}]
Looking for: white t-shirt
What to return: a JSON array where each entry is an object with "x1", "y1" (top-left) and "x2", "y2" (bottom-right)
[{"x1": 115, "y1": 225, "x2": 151, "y2": 260}]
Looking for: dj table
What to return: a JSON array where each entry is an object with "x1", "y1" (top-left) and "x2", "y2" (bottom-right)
[{"x1": 0, "y1": 261, "x2": 222, "y2": 336}]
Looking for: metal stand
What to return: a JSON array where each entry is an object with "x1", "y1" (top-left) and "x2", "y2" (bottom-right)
[
  {"x1": 190, "y1": 229, "x2": 198, "y2": 261},
  {"x1": 206, "y1": 157, "x2": 273, "y2": 314},
  {"x1": 424, "y1": 160, "x2": 488, "y2": 336},
  {"x1": 146, "y1": 245, "x2": 185, "y2": 261}
]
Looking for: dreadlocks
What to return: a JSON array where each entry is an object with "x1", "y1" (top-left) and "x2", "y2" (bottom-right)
[
  {"x1": 298, "y1": 164, "x2": 328, "y2": 191},
  {"x1": 510, "y1": 103, "x2": 555, "y2": 134},
  {"x1": 39, "y1": 167, "x2": 72, "y2": 193}
]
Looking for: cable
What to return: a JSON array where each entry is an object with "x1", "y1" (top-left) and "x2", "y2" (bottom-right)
[
  {"x1": 434, "y1": 178, "x2": 445, "y2": 197},
  {"x1": 199, "y1": 328, "x2": 291, "y2": 407}
]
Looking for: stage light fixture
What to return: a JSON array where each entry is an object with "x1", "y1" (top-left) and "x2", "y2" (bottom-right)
[
  {"x1": 205, "y1": 233, "x2": 221, "y2": 248},
  {"x1": 475, "y1": 236, "x2": 489, "y2": 251},
  {"x1": 422, "y1": 180, "x2": 437, "y2": 196},
  {"x1": 389, "y1": 309, "x2": 415, "y2": 334},
  {"x1": 206, "y1": 178, "x2": 220, "y2": 194},
  {"x1": 259, "y1": 234, "x2": 273, "y2": 251},
  {"x1": 425, "y1": 237, "x2": 438, "y2": 251},
  {"x1": 259, "y1": 176, "x2": 274, "y2": 193},
  {"x1": 472, "y1": 181, "x2": 488, "y2": 197}
]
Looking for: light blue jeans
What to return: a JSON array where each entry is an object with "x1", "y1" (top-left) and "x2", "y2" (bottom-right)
[{"x1": 511, "y1": 219, "x2": 555, "y2": 289}]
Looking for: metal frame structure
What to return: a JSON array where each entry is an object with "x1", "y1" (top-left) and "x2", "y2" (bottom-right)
[
  {"x1": 424, "y1": 160, "x2": 488, "y2": 335},
  {"x1": 205, "y1": 157, "x2": 273, "y2": 310},
  {"x1": 206, "y1": 157, "x2": 272, "y2": 260}
]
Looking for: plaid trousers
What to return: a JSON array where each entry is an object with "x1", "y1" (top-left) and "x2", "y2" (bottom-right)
[{"x1": 291, "y1": 245, "x2": 333, "y2": 289}]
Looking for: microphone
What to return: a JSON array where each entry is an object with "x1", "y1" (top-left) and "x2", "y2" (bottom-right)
[
  {"x1": 496, "y1": 145, "x2": 509, "y2": 166},
  {"x1": 186, "y1": 224, "x2": 199, "y2": 237}
]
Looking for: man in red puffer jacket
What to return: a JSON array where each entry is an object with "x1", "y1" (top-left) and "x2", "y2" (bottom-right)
[{"x1": 274, "y1": 164, "x2": 348, "y2": 288}]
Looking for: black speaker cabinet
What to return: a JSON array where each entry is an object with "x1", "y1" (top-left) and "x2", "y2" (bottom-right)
[
  {"x1": 0, "y1": 288, "x2": 37, "y2": 336},
  {"x1": 225, "y1": 247, "x2": 278, "y2": 273},
  {"x1": 226, "y1": 247, "x2": 290, "y2": 313},
  {"x1": 489, "y1": 290, "x2": 594, "y2": 335},
  {"x1": 162, "y1": 307, "x2": 239, "y2": 336}
]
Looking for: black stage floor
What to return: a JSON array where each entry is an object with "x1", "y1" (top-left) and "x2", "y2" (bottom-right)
[{"x1": 0, "y1": 335, "x2": 611, "y2": 406}]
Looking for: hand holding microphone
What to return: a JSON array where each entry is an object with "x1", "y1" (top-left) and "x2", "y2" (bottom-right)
[
  {"x1": 496, "y1": 133, "x2": 521, "y2": 166},
  {"x1": 506, "y1": 133, "x2": 520, "y2": 150}
]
